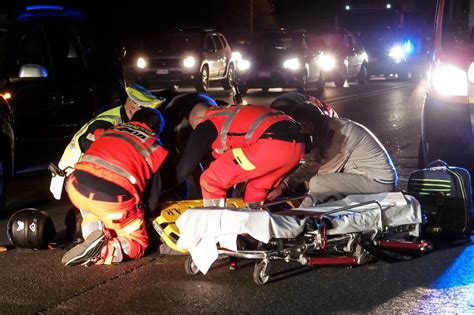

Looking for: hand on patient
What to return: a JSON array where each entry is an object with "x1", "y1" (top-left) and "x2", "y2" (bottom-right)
[{"x1": 267, "y1": 183, "x2": 286, "y2": 201}]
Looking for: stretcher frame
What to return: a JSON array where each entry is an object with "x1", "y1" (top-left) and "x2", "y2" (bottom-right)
[{"x1": 183, "y1": 200, "x2": 432, "y2": 285}]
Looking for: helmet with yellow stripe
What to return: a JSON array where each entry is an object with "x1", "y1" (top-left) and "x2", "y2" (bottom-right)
[{"x1": 126, "y1": 84, "x2": 165, "y2": 109}]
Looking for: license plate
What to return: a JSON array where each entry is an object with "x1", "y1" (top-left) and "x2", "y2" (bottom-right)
[
  {"x1": 258, "y1": 71, "x2": 271, "y2": 78},
  {"x1": 156, "y1": 69, "x2": 169, "y2": 74},
  {"x1": 50, "y1": 175, "x2": 65, "y2": 200}
]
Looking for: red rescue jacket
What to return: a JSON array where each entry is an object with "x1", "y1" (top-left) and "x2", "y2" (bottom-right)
[
  {"x1": 201, "y1": 105, "x2": 293, "y2": 158},
  {"x1": 75, "y1": 122, "x2": 168, "y2": 201}
]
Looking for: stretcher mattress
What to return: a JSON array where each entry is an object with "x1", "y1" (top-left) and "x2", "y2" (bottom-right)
[
  {"x1": 295, "y1": 192, "x2": 422, "y2": 236},
  {"x1": 176, "y1": 192, "x2": 422, "y2": 273}
]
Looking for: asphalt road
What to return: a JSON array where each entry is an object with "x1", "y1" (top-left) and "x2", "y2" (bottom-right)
[{"x1": 1, "y1": 79, "x2": 474, "y2": 313}]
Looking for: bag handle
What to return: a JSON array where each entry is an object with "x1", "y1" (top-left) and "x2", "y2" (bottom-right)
[{"x1": 427, "y1": 159, "x2": 449, "y2": 168}]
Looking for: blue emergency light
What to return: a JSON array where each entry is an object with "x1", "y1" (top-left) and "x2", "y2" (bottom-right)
[{"x1": 26, "y1": 5, "x2": 64, "y2": 11}]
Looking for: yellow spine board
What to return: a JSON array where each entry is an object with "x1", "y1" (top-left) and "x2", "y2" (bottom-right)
[{"x1": 153, "y1": 198, "x2": 247, "y2": 253}]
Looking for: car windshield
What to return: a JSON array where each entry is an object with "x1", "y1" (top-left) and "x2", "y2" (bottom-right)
[
  {"x1": 159, "y1": 33, "x2": 202, "y2": 53},
  {"x1": 310, "y1": 33, "x2": 346, "y2": 50},
  {"x1": 342, "y1": 9, "x2": 399, "y2": 33},
  {"x1": 441, "y1": 0, "x2": 474, "y2": 48},
  {"x1": 253, "y1": 34, "x2": 302, "y2": 51},
  {"x1": 360, "y1": 29, "x2": 400, "y2": 48}
]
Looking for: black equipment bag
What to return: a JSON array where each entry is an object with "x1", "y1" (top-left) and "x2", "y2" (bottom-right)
[{"x1": 407, "y1": 160, "x2": 473, "y2": 238}]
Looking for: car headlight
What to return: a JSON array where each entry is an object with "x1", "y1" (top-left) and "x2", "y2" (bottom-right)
[
  {"x1": 431, "y1": 64, "x2": 467, "y2": 97},
  {"x1": 136, "y1": 57, "x2": 147, "y2": 69},
  {"x1": 183, "y1": 56, "x2": 196, "y2": 68},
  {"x1": 232, "y1": 52, "x2": 242, "y2": 61},
  {"x1": 237, "y1": 59, "x2": 251, "y2": 71},
  {"x1": 361, "y1": 51, "x2": 369, "y2": 63},
  {"x1": 320, "y1": 54, "x2": 336, "y2": 71},
  {"x1": 389, "y1": 46, "x2": 405, "y2": 63},
  {"x1": 283, "y1": 58, "x2": 301, "y2": 70}
]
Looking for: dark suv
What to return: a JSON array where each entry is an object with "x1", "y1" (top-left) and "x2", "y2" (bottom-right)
[
  {"x1": 234, "y1": 30, "x2": 324, "y2": 94},
  {"x1": 0, "y1": 5, "x2": 125, "y2": 212},
  {"x1": 124, "y1": 28, "x2": 236, "y2": 92}
]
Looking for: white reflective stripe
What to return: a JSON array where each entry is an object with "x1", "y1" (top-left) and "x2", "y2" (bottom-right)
[
  {"x1": 374, "y1": 178, "x2": 396, "y2": 184},
  {"x1": 81, "y1": 155, "x2": 137, "y2": 185},
  {"x1": 214, "y1": 148, "x2": 225, "y2": 155},
  {"x1": 110, "y1": 239, "x2": 124, "y2": 263},
  {"x1": 106, "y1": 213, "x2": 124, "y2": 220},
  {"x1": 86, "y1": 133, "x2": 95, "y2": 142},
  {"x1": 122, "y1": 219, "x2": 143, "y2": 234},
  {"x1": 117, "y1": 236, "x2": 131, "y2": 256},
  {"x1": 219, "y1": 107, "x2": 243, "y2": 152},
  {"x1": 100, "y1": 133, "x2": 158, "y2": 169},
  {"x1": 246, "y1": 111, "x2": 282, "y2": 142}
]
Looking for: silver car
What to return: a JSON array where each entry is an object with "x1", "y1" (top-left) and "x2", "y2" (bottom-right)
[{"x1": 124, "y1": 28, "x2": 236, "y2": 92}]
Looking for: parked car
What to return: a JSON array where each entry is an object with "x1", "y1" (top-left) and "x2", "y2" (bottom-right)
[
  {"x1": 234, "y1": 30, "x2": 324, "y2": 94},
  {"x1": 124, "y1": 28, "x2": 236, "y2": 92},
  {"x1": 420, "y1": 0, "x2": 474, "y2": 171},
  {"x1": 0, "y1": 4, "x2": 126, "y2": 213},
  {"x1": 308, "y1": 28, "x2": 369, "y2": 87}
]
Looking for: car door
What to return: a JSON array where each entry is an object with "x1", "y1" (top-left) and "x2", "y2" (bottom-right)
[
  {"x1": 212, "y1": 35, "x2": 226, "y2": 78},
  {"x1": 10, "y1": 23, "x2": 67, "y2": 169},
  {"x1": 345, "y1": 34, "x2": 359, "y2": 76},
  {"x1": 303, "y1": 35, "x2": 320, "y2": 82},
  {"x1": 219, "y1": 35, "x2": 232, "y2": 74},
  {"x1": 44, "y1": 22, "x2": 96, "y2": 132},
  {"x1": 14, "y1": 22, "x2": 95, "y2": 169},
  {"x1": 351, "y1": 34, "x2": 365, "y2": 72},
  {"x1": 204, "y1": 35, "x2": 218, "y2": 78}
]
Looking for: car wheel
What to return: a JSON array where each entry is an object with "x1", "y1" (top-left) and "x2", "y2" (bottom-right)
[
  {"x1": 0, "y1": 145, "x2": 9, "y2": 214},
  {"x1": 221, "y1": 64, "x2": 236, "y2": 90},
  {"x1": 334, "y1": 75, "x2": 346, "y2": 87},
  {"x1": 238, "y1": 83, "x2": 248, "y2": 96},
  {"x1": 195, "y1": 66, "x2": 209, "y2": 92},
  {"x1": 398, "y1": 70, "x2": 410, "y2": 81},
  {"x1": 357, "y1": 65, "x2": 368, "y2": 84},
  {"x1": 296, "y1": 72, "x2": 308, "y2": 93},
  {"x1": 313, "y1": 72, "x2": 325, "y2": 97}
]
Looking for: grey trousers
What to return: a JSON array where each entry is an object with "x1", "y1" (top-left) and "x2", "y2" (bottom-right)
[{"x1": 301, "y1": 173, "x2": 395, "y2": 207}]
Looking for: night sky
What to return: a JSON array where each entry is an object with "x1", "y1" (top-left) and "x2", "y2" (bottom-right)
[{"x1": 4, "y1": 0, "x2": 437, "y2": 47}]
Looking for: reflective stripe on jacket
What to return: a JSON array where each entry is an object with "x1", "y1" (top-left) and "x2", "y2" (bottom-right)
[
  {"x1": 74, "y1": 122, "x2": 168, "y2": 200},
  {"x1": 201, "y1": 105, "x2": 292, "y2": 158},
  {"x1": 58, "y1": 106, "x2": 124, "y2": 170}
]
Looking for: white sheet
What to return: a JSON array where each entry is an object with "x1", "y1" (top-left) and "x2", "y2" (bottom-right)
[{"x1": 176, "y1": 209, "x2": 307, "y2": 274}]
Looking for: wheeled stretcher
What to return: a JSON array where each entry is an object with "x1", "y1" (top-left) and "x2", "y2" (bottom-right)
[{"x1": 155, "y1": 192, "x2": 432, "y2": 285}]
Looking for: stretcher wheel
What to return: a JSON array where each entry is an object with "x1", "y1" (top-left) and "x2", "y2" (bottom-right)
[
  {"x1": 184, "y1": 256, "x2": 200, "y2": 275},
  {"x1": 253, "y1": 261, "x2": 271, "y2": 285}
]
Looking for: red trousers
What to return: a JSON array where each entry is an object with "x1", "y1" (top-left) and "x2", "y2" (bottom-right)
[
  {"x1": 201, "y1": 139, "x2": 304, "y2": 203},
  {"x1": 67, "y1": 176, "x2": 148, "y2": 264}
]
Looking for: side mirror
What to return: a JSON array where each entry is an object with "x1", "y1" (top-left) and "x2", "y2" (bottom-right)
[{"x1": 18, "y1": 64, "x2": 48, "y2": 79}]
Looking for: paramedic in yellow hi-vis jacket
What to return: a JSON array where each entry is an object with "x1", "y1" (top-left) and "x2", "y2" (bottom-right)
[{"x1": 56, "y1": 84, "x2": 165, "y2": 240}]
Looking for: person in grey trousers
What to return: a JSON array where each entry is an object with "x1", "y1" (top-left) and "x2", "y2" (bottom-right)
[{"x1": 268, "y1": 95, "x2": 397, "y2": 206}]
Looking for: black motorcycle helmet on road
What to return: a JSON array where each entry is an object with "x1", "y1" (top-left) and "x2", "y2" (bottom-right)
[{"x1": 7, "y1": 208, "x2": 56, "y2": 250}]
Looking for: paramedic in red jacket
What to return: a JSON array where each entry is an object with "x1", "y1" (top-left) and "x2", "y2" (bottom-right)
[
  {"x1": 176, "y1": 103, "x2": 305, "y2": 208},
  {"x1": 62, "y1": 108, "x2": 168, "y2": 266}
]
